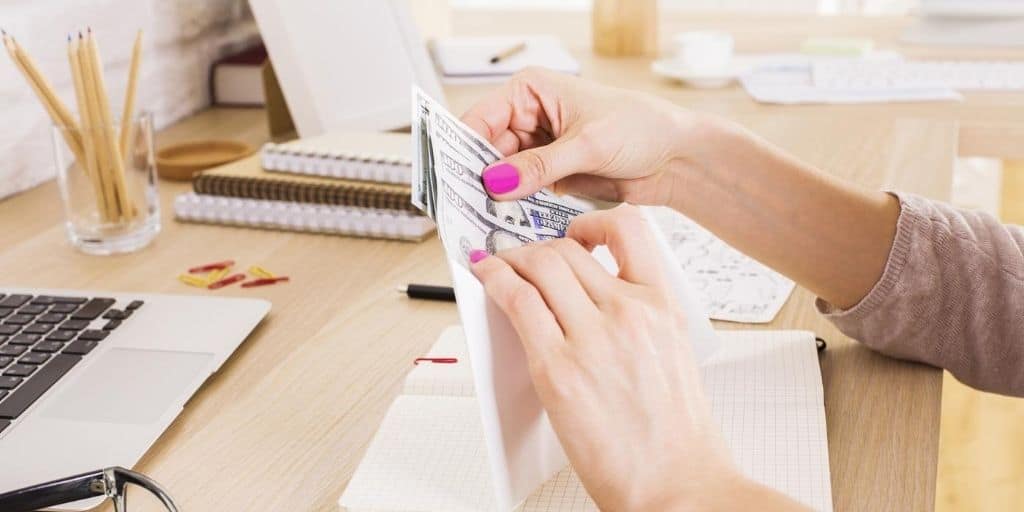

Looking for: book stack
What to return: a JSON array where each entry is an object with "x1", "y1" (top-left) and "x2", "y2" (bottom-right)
[
  {"x1": 209, "y1": 44, "x2": 268, "y2": 107},
  {"x1": 173, "y1": 132, "x2": 435, "y2": 241}
]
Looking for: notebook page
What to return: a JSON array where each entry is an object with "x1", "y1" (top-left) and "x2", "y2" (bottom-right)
[
  {"x1": 340, "y1": 329, "x2": 831, "y2": 511},
  {"x1": 704, "y1": 330, "x2": 832, "y2": 511},
  {"x1": 520, "y1": 330, "x2": 832, "y2": 512},
  {"x1": 403, "y1": 325, "x2": 475, "y2": 397},
  {"x1": 339, "y1": 395, "x2": 498, "y2": 512}
]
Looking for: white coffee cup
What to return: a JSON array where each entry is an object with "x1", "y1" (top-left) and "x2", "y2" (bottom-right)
[{"x1": 673, "y1": 31, "x2": 734, "y2": 74}]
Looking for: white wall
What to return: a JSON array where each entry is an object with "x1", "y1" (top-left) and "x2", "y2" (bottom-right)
[{"x1": 0, "y1": 0, "x2": 258, "y2": 199}]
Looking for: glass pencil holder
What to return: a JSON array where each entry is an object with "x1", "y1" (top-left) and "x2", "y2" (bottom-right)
[{"x1": 52, "y1": 111, "x2": 160, "y2": 255}]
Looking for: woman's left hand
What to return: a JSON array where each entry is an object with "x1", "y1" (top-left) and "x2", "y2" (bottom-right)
[{"x1": 470, "y1": 205, "x2": 744, "y2": 511}]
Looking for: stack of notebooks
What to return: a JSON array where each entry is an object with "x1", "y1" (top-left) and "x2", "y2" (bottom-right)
[{"x1": 173, "y1": 132, "x2": 435, "y2": 241}]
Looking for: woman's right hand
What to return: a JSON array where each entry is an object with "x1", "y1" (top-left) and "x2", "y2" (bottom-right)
[{"x1": 460, "y1": 67, "x2": 723, "y2": 205}]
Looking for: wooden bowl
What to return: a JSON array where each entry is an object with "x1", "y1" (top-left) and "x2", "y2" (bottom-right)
[{"x1": 156, "y1": 140, "x2": 255, "y2": 181}]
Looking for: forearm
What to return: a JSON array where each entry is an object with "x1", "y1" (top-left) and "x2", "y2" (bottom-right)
[{"x1": 668, "y1": 115, "x2": 899, "y2": 309}]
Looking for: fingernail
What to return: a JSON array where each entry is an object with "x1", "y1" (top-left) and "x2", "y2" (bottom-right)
[
  {"x1": 482, "y1": 163, "x2": 520, "y2": 194},
  {"x1": 469, "y1": 249, "x2": 489, "y2": 264}
]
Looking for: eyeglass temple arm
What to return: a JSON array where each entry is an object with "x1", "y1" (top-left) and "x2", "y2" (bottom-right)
[
  {"x1": 111, "y1": 467, "x2": 179, "y2": 512},
  {"x1": 0, "y1": 468, "x2": 107, "y2": 512},
  {"x1": 0, "y1": 466, "x2": 178, "y2": 512}
]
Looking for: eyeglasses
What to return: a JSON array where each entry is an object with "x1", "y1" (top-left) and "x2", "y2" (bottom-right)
[{"x1": 0, "y1": 466, "x2": 178, "y2": 512}]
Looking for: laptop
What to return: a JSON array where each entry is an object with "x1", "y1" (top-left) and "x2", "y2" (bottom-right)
[{"x1": 0, "y1": 287, "x2": 270, "y2": 510}]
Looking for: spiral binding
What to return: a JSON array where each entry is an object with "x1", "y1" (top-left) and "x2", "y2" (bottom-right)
[
  {"x1": 173, "y1": 193, "x2": 434, "y2": 242},
  {"x1": 260, "y1": 142, "x2": 412, "y2": 185}
]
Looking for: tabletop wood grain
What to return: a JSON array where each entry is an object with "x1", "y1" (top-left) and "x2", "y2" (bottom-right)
[{"x1": 4, "y1": 10, "x2": 1021, "y2": 512}]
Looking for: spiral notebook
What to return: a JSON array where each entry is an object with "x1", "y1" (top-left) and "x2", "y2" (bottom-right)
[
  {"x1": 174, "y1": 193, "x2": 435, "y2": 242},
  {"x1": 193, "y1": 151, "x2": 416, "y2": 212},
  {"x1": 261, "y1": 131, "x2": 413, "y2": 184},
  {"x1": 338, "y1": 326, "x2": 833, "y2": 511}
]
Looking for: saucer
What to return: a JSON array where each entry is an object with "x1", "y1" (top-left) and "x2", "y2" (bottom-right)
[{"x1": 651, "y1": 58, "x2": 746, "y2": 88}]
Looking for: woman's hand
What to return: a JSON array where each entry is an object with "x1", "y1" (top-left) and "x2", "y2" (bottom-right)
[
  {"x1": 461, "y1": 67, "x2": 718, "y2": 205},
  {"x1": 470, "y1": 205, "x2": 753, "y2": 510},
  {"x1": 463, "y1": 69, "x2": 902, "y2": 311}
]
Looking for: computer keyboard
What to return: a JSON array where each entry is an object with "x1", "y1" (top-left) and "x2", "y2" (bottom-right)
[
  {"x1": 812, "y1": 60, "x2": 1024, "y2": 91},
  {"x1": 0, "y1": 293, "x2": 143, "y2": 433}
]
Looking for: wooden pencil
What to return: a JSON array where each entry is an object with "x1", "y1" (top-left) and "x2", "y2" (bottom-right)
[
  {"x1": 4, "y1": 33, "x2": 84, "y2": 152},
  {"x1": 119, "y1": 30, "x2": 142, "y2": 158},
  {"x1": 3, "y1": 32, "x2": 85, "y2": 160},
  {"x1": 86, "y1": 30, "x2": 133, "y2": 220},
  {"x1": 68, "y1": 33, "x2": 113, "y2": 222},
  {"x1": 79, "y1": 31, "x2": 120, "y2": 221}
]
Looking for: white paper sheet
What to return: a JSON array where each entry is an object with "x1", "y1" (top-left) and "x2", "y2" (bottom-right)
[
  {"x1": 432, "y1": 35, "x2": 580, "y2": 84},
  {"x1": 735, "y1": 52, "x2": 962, "y2": 105},
  {"x1": 648, "y1": 207, "x2": 795, "y2": 324}
]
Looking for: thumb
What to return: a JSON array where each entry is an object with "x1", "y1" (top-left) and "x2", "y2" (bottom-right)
[{"x1": 481, "y1": 134, "x2": 599, "y2": 200}]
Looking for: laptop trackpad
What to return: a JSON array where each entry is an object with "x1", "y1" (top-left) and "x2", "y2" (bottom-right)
[{"x1": 40, "y1": 348, "x2": 214, "y2": 425}]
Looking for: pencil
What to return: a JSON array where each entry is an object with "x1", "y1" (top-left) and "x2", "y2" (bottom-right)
[
  {"x1": 119, "y1": 30, "x2": 142, "y2": 158},
  {"x1": 489, "y1": 41, "x2": 527, "y2": 64},
  {"x1": 78, "y1": 31, "x2": 119, "y2": 221},
  {"x1": 67, "y1": 34, "x2": 110, "y2": 221},
  {"x1": 86, "y1": 29, "x2": 133, "y2": 220},
  {"x1": 3, "y1": 31, "x2": 85, "y2": 159}
]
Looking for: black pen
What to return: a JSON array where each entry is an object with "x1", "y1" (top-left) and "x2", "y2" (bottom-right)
[{"x1": 397, "y1": 284, "x2": 456, "y2": 302}]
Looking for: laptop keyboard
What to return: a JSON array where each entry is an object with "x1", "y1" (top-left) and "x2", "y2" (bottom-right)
[{"x1": 0, "y1": 293, "x2": 143, "y2": 434}]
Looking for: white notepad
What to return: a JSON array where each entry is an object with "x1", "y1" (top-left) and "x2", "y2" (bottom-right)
[
  {"x1": 339, "y1": 326, "x2": 833, "y2": 511},
  {"x1": 431, "y1": 35, "x2": 581, "y2": 84}
]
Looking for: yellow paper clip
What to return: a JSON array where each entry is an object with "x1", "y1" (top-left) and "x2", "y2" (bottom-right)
[
  {"x1": 206, "y1": 267, "x2": 230, "y2": 284},
  {"x1": 178, "y1": 274, "x2": 208, "y2": 288},
  {"x1": 248, "y1": 265, "x2": 275, "y2": 279}
]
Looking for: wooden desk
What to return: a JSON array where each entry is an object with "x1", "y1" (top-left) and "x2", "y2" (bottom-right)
[
  {"x1": 447, "y1": 10, "x2": 1024, "y2": 160},
  {"x1": 2, "y1": 11, "x2": 1016, "y2": 512}
]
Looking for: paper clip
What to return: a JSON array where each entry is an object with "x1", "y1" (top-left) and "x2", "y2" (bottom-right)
[
  {"x1": 248, "y1": 265, "x2": 276, "y2": 279},
  {"x1": 178, "y1": 274, "x2": 208, "y2": 288},
  {"x1": 188, "y1": 260, "x2": 235, "y2": 274},
  {"x1": 413, "y1": 357, "x2": 458, "y2": 365},
  {"x1": 208, "y1": 273, "x2": 246, "y2": 290},
  {"x1": 206, "y1": 267, "x2": 230, "y2": 284},
  {"x1": 240, "y1": 276, "x2": 290, "y2": 288}
]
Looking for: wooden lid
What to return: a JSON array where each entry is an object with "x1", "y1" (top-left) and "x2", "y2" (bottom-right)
[{"x1": 156, "y1": 140, "x2": 255, "y2": 181}]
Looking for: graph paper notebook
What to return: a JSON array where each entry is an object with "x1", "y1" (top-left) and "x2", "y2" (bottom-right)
[
  {"x1": 261, "y1": 132, "x2": 413, "y2": 185},
  {"x1": 338, "y1": 326, "x2": 833, "y2": 512}
]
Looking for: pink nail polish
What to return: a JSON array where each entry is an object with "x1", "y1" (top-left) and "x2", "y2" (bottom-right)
[
  {"x1": 469, "y1": 249, "x2": 489, "y2": 264},
  {"x1": 482, "y1": 163, "x2": 520, "y2": 194}
]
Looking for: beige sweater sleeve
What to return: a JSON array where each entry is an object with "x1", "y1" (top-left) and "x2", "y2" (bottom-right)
[{"x1": 817, "y1": 193, "x2": 1024, "y2": 396}]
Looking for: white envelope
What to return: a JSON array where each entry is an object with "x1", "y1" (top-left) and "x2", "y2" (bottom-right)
[{"x1": 448, "y1": 207, "x2": 719, "y2": 512}]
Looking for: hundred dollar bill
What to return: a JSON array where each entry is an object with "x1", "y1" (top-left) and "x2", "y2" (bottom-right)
[
  {"x1": 411, "y1": 85, "x2": 588, "y2": 266},
  {"x1": 431, "y1": 137, "x2": 576, "y2": 240},
  {"x1": 410, "y1": 88, "x2": 436, "y2": 218}
]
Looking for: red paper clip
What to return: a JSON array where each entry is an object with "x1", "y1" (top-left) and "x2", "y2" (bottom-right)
[
  {"x1": 241, "y1": 276, "x2": 291, "y2": 288},
  {"x1": 208, "y1": 273, "x2": 246, "y2": 289},
  {"x1": 189, "y1": 260, "x2": 235, "y2": 274},
  {"x1": 414, "y1": 357, "x2": 458, "y2": 365}
]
